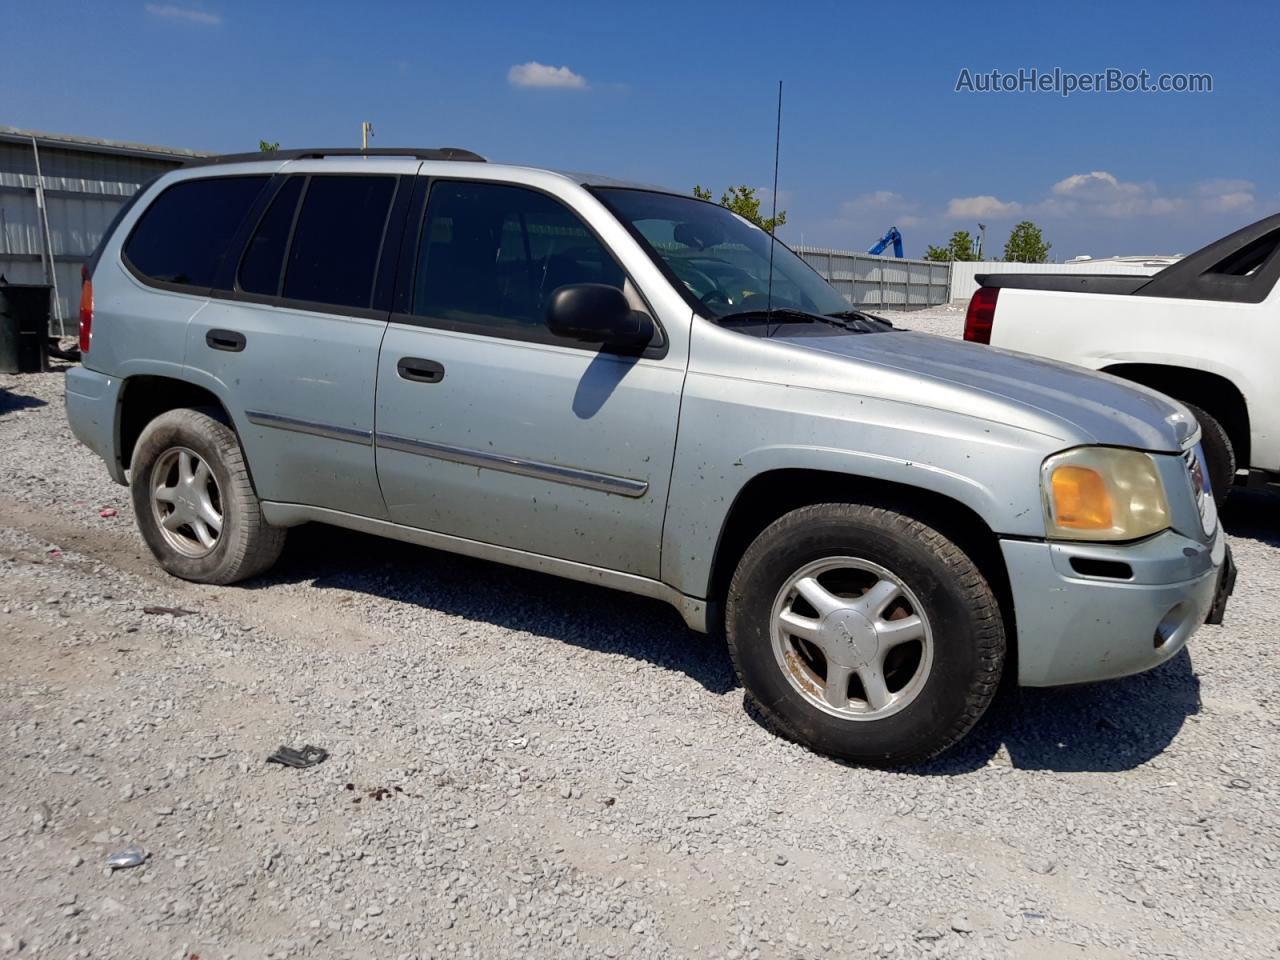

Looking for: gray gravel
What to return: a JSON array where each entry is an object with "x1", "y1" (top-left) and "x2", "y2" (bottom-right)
[
  {"x1": 880, "y1": 304, "x2": 968, "y2": 340},
  {"x1": 1, "y1": 363, "x2": 1278, "y2": 959}
]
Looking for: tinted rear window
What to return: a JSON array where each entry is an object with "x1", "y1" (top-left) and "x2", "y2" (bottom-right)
[
  {"x1": 124, "y1": 176, "x2": 269, "y2": 288},
  {"x1": 282, "y1": 176, "x2": 396, "y2": 309}
]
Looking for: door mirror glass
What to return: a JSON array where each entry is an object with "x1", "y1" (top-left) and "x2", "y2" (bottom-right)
[{"x1": 546, "y1": 283, "x2": 650, "y2": 347}]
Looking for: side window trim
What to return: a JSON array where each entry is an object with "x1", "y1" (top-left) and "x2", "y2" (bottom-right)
[
  {"x1": 216, "y1": 173, "x2": 292, "y2": 293},
  {"x1": 271, "y1": 175, "x2": 311, "y2": 298},
  {"x1": 390, "y1": 175, "x2": 431, "y2": 317},
  {"x1": 388, "y1": 176, "x2": 667, "y2": 359},
  {"x1": 373, "y1": 174, "x2": 416, "y2": 313}
]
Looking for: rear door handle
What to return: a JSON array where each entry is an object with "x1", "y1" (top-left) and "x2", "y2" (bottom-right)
[
  {"x1": 206, "y1": 329, "x2": 246, "y2": 352},
  {"x1": 397, "y1": 357, "x2": 445, "y2": 384}
]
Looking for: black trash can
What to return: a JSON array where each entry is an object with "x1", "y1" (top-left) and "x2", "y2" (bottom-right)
[{"x1": 0, "y1": 283, "x2": 51, "y2": 374}]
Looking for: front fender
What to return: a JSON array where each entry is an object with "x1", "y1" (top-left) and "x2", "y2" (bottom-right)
[{"x1": 659, "y1": 372, "x2": 1056, "y2": 599}]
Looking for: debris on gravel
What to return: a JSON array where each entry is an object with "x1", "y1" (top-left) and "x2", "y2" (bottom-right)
[{"x1": 2, "y1": 366, "x2": 1279, "y2": 959}]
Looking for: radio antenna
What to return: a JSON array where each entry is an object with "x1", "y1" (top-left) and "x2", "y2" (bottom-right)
[{"x1": 766, "y1": 80, "x2": 783, "y2": 337}]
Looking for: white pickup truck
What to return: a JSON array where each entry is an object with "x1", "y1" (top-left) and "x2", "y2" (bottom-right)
[{"x1": 963, "y1": 212, "x2": 1280, "y2": 503}]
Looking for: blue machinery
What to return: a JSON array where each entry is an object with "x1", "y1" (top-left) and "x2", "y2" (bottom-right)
[{"x1": 868, "y1": 226, "x2": 904, "y2": 258}]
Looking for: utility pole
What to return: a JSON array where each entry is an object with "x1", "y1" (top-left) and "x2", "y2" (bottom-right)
[
  {"x1": 361, "y1": 122, "x2": 374, "y2": 151},
  {"x1": 977, "y1": 223, "x2": 987, "y2": 260}
]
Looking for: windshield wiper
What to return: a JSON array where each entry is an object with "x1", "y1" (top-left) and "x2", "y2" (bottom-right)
[
  {"x1": 716, "y1": 308, "x2": 850, "y2": 330},
  {"x1": 825, "y1": 310, "x2": 895, "y2": 331}
]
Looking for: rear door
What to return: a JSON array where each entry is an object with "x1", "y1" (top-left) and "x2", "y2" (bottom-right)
[
  {"x1": 373, "y1": 177, "x2": 684, "y2": 577},
  {"x1": 184, "y1": 170, "x2": 407, "y2": 517}
]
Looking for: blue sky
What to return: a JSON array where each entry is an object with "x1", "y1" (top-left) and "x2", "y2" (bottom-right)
[{"x1": 6, "y1": 0, "x2": 1277, "y2": 259}]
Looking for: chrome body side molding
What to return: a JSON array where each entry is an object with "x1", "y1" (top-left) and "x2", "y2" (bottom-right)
[
  {"x1": 374, "y1": 432, "x2": 649, "y2": 498},
  {"x1": 245, "y1": 410, "x2": 373, "y2": 446}
]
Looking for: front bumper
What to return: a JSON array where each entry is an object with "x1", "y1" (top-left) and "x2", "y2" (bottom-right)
[
  {"x1": 65, "y1": 365, "x2": 126, "y2": 484},
  {"x1": 1001, "y1": 526, "x2": 1226, "y2": 687}
]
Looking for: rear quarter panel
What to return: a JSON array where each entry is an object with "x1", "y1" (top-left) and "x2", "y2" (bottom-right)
[{"x1": 81, "y1": 162, "x2": 287, "y2": 383}]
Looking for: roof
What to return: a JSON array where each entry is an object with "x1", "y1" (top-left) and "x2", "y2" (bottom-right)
[
  {"x1": 176, "y1": 146, "x2": 684, "y2": 195},
  {"x1": 0, "y1": 125, "x2": 207, "y2": 162}
]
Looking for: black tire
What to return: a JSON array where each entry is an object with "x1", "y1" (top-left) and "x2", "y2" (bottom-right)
[
  {"x1": 725, "y1": 503, "x2": 1004, "y2": 767},
  {"x1": 129, "y1": 407, "x2": 285, "y2": 584},
  {"x1": 1180, "y1": 402, "x2": 1235, "y2": 507}
]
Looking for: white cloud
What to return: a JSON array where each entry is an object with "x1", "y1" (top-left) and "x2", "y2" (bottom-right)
[
  {"x1": 145, "y1": 3, "x2": 220, "y2": 25},
  {"x1": 946, "y1": 195, "x2": 1022, "y2": 219},
  {"x1": 1043, "y1": 170, "x2": 1178, "y2": 217},
  {"x1": 1051, "y1": 170, "x2": 1124, "y2": 197},
  {"x1": 508, "y1": 61, "x2": 587, "y2": 90},
  {"x1": 1195, "y1": 178, "x2": 1255, "y2": 214},
  {"x1": 842, "y1": 190, "x2": 905, "y2": 211}
]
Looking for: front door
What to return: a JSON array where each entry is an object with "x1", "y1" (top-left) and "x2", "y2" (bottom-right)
[{"x1": 374, "y1": 179, "x2": 683, "y2": 578}]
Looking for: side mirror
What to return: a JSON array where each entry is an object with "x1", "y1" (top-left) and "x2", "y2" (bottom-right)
[{"x1": 546, "y1": 284, "x2": 652, "y2": 348}]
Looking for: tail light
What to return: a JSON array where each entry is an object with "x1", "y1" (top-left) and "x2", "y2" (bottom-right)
[
  {"x1": 78, "y1": 266, "x2": 93, "y2": 354},
  {"x1": 963, "y1": 286, "x2": 998, "y2": 344}
]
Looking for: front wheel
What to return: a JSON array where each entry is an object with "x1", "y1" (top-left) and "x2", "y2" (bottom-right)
[
  {"x1": 725, "y1": 503, "x2": 1005, "y2": 767},
  {"x1": 130, "y1": 407, "x2": 285, "y2": 584}
]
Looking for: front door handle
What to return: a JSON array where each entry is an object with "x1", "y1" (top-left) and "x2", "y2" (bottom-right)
[
  {"x1": 397, "y1": 357, "x2": 445, "y2": 384},
  {"x1": 206, "y1": 329, "x2": 246, "y2": 352}
]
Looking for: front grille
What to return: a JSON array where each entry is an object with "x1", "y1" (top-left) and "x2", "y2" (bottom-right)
[{"x1": 1184, "y1": 445, "x2": 1215, "y2": 536}]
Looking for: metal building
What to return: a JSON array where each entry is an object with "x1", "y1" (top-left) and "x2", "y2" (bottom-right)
[{"x1": 0, "y1": 126, "x2": 204, "y2": 337}]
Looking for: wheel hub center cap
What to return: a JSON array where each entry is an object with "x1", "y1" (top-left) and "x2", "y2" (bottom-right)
[{"x1": 821, "y1": 609, "x2": 879, "y2": 669}]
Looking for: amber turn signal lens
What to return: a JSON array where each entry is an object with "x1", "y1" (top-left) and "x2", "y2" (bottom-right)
[
  {"x1": 1051, "y1": 466, "x2": 1114, "y2": 530},
  {"x1": 1041, "y1": 447, "x2": 1170, "y2": 542}
]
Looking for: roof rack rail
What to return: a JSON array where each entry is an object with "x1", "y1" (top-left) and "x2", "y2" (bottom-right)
[{"x1": 185, "y1": 146, "x2": 486, "y2": 167}]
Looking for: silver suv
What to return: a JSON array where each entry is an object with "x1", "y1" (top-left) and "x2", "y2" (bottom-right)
[{"x1": 65, "y1": 147, "x2": 1232, "y2": 766}]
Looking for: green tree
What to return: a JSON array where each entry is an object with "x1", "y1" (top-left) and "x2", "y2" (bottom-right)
[
  {"x1": 923, "y1": 230, "x2": 979, "y2": 262},
  {"x1": 258, "y1": 139, "x2": 280, "y2": 152},
  {"x1": 693, "y1": 184, "x2": 787, "y2": 235},
  {"x1": 1002, "y1": 221, "x2": 1051, "y2": 263}
]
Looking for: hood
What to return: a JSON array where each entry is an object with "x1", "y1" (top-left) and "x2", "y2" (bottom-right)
[{"x1": 771, "y1": 329, "x2": 1195, "y2": 451}]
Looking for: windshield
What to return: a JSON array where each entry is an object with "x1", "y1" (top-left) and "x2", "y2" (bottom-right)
[{"x1": 594, "y1": 188, "x2": 851, "y2": 319}]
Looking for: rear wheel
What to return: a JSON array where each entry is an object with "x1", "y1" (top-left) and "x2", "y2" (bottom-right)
[
  {"x1": 130, "y1": 408, "x2": 285, "y2": 584},
  {"x1": 725, "y1": 503, "x2": 1004, "y2": 767},
  {"x1": 1181, "y1": 401, "x2": 1235, "y2": 507}
]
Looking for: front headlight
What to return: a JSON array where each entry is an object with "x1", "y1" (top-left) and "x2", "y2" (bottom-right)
[{"x1": 1041, "y1": 447, "x2": 1170, "y2": 541}]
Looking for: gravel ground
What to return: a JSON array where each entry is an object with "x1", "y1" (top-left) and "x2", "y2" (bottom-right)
[
  {"x1": 879, "y1": 305, "x2": 968, "y2": 339},
  {"x1": 1, "y1": 358, "x2": 1278, "y2": 960}
]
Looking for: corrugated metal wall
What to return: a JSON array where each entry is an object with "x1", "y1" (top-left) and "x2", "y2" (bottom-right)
[
  {"x1": 793, "y1": 246, "x2": 952, "y2": 310},
  {"x1": 0, "y1": 139, "x2": 185, "y2": 335},
  {"x1": 948, "y1": 259, "x2": 1170, "y2": 302}
]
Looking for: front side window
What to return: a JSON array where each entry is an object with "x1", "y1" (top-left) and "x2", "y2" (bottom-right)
[
  {"x1": 124, "y1": 175, "x2": 269, "y2": 288},
  {"x1": 411, "y1": 181, "x2": 625, "y2": 338},
  {"x1": 282, "y1": 175, "x2": 396, "y2": 309},
  {"x1": 594, "y1": 188, "x2": 850, "y2": 319}
]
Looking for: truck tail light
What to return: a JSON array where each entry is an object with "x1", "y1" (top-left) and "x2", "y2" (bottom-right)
[
  {"x1": 963, "y1": 286, "x2": 998, "y2": 344},
  {"x1": 78, "y1": 266, "x2": 93, "y2": 354}
]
